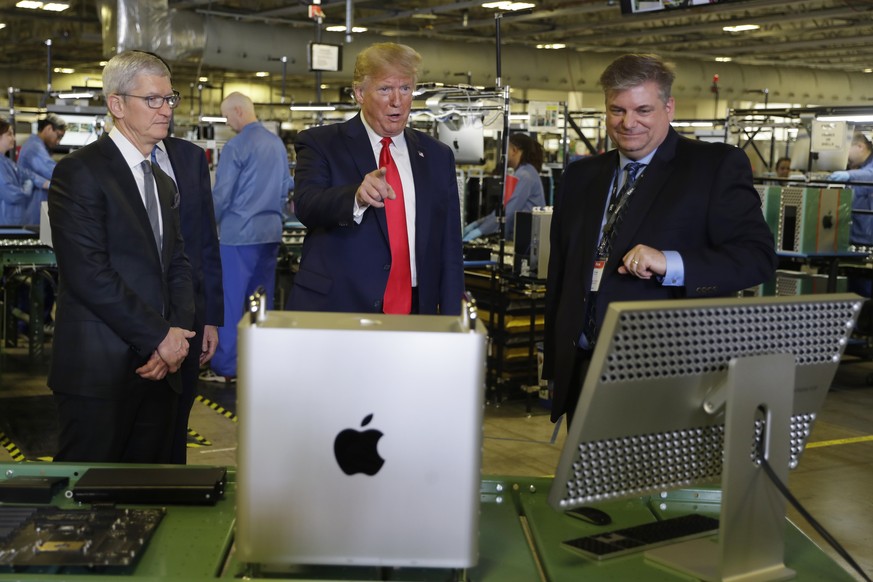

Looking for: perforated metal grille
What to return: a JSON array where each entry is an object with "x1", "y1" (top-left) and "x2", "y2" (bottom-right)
[
  {"x1": 561, "y1": 298, "x2": 858, "y2": 506},
  {"x1": 752, "y1": 412, "x2": 818, "y2": 470},
  {"x1": 775, "y1": 276, "x2": 800, "y2": 296},
  {"x1": 564, "y1": 413, "x2": 821, "y2": 503},
  {"x1": 601, "y1": 300, "x2": 854, "y2": 383},
  {"x1": 567, "y1": 426, "x2": 725, "y2": 503},
  {"x1": 779, "y1": 187, "x2": 803, "y2": 251}
]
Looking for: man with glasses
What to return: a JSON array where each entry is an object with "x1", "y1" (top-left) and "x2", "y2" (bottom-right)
[
  {"x1": 18, "y1": 112, "x2": 66, "y2": 225},
  {"x1": 47, "y1": 50, "x2": 195, "y2": 463}
]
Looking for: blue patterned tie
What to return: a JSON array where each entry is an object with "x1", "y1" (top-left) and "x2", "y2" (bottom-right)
[
  {"x1": 597, "y1": 162, "x2": 644, "y2": 261},
  {"x1": 584, "y1": 162, "x2": 646, "y2": 347}
]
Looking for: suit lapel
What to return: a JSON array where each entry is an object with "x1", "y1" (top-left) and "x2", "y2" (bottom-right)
[
  {"x1": 154, "y1": 164, "x2": 178, "y2": 268},
  {"x1": 608, "y1": 129, "x2": 680, "y2": 272},
  {"x1": 577, "y1": 152, "x2": 618, "y2": 279},
  {"x1": 405, "y1": 128, "x2": 430, "y2": 265},
  {"x1": 343, "y1": 114, "x2": 390, "y2": 242},
  {"x1": 98, "y1": 136, "x2": 165, "y2": 269}
]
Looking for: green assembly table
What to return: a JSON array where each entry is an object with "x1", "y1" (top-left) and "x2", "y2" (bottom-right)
[{"x1": 0, "y1": 462, "x2": 856, "y2": 581}]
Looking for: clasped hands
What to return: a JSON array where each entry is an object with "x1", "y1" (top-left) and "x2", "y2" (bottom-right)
[
  {"x1": 355, "y1": 167, "x2": 396, "y2": 208},
  {"x1": 135, "y1": 327, "x2": 196, "y2": 381}
]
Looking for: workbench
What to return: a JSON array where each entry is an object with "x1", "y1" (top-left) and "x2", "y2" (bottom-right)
[{"x1": 0, "y1": 462, "x2": 855, "y2": 581}]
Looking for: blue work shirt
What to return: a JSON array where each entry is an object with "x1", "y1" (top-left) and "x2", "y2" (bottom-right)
[
  {"x1": 213, "y1": 122, "x2": 293, "y2": 245},
  {"x1": 0, "y1": 155, "x2": 42, "y2": 225},
  {"x1": 837, "y1": 156, "x2": 873, "y2": 245},
  {"x1": 473, "y1": 163, "x2": 546, "y2": 240},
  {"x1": 17, "y1": 134, "x2": 54, "y2": 224}
]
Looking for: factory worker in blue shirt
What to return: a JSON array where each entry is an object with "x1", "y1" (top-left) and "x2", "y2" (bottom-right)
[
  {"x1": 828, "y1": 132, "x2": 873, "y2": 249},
  {"x1": 201, "y1": 91, "x2": 293, "y2": 383},
  {"x1": 463, "y1": 132, "x2": 546, "y2": 241},
  {"x1": 18, "y1": 113, "x2": 65, "y2": 225},
  {"x1": 828, "y1": 132, "x2": 873, "y2": 297},
  {"x1": 0, "y1": 117, "x2": 50, "y2": 225}
]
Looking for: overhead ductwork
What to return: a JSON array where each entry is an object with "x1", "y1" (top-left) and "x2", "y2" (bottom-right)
[
  {"x1": 95, "y1": 0, "x2": 873, "y2": 106},
  {"x1": 96, "y1": 0, "x2": 206, "y2": 61}
]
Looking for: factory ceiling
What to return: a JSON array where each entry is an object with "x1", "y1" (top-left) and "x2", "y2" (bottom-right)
[{"x1": 1, "y1": 0, "x2": 872, "y2": 85}]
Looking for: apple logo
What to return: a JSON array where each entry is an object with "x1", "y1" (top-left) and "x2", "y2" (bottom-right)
[{"x1": 333, "y1": 414, "x2": 385, "y2": 476}]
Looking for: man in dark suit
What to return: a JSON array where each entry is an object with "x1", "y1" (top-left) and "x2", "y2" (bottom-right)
[
  {"x1": 543, "y1": 54, "x2": 777, "y2": 425},
  {"x1": 48, "y1": 51, "x2": 195, "y2": 463},
  {"x1": 155, "y1": 136, "x2": 223, "y2": 464},
  {"x1": 287, "y1": 42, "x2": 464, "y2": 316}
]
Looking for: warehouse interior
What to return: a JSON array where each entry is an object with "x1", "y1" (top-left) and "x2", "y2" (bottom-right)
[{"x1": 1, "y1": 1, "x2": 873, "y2": 581}]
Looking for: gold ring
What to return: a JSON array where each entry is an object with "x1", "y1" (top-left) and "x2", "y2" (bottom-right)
[{"x1": 632, "y1": 259, "x2": 639, "y2": 264}]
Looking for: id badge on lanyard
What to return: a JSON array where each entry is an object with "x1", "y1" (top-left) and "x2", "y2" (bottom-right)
[
  {"x1": 591, "y1": 260, "x2": 605, "y2": 292},
  {"x1": 591, "y1": 167, "x2": 621, "y2": 293},
  {"x1": 590, "y1": 162, "x2": 642, "y2": 293}
]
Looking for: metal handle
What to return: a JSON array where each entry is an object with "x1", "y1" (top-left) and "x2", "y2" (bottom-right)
[
  {"x1": 461, "y1": 291, "x2": 478, "y2": 331},
  {"x1": 248, "y1": 286, "x2": 267, "y2": 324}
]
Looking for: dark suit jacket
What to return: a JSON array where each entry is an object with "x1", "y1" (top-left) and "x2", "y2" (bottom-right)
[
  {"x1": 287, "y1": 114, "x2": 464, "y2": 315},
  {"x1": 48, "y1": 135, "x2": 194, "y2": 398},
  {"x1": 543, "y1": 128, "x2": 778, "y2": 421},
  {"x1": 163, "y1": 137, "x2": 223, "y2": 333},
  {"x1": 163, "y1": 137, "x2": 224, "y2": 392}
]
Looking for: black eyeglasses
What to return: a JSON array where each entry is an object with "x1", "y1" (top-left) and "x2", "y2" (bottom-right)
[{"x1": 117, "y1": 90, "x2": 181, "y2": 109}]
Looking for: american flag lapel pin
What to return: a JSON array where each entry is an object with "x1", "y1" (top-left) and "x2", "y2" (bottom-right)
[{"x1": 418, "y1": 150, "x2": 425, "y2": 158}]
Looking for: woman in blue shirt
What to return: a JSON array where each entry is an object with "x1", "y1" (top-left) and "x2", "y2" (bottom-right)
[
  {"x1": 0, "y1": 118, "x2": 48, "y2": 225},
  {"x1": 463, "y1": 132, "x2": 546, "y2": 241}
]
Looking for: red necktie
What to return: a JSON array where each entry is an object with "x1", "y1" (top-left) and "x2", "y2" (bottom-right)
[{"x1": 379, "y1": 137, "x2": 412, "y2": 314}]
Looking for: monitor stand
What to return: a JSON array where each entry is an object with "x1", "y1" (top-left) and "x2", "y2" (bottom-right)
[{"x1": 646, "y1": 353, "x2": 797, "y2": 582}]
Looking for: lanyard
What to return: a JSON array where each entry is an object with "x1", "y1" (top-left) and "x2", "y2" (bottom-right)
[{"x1": 597, "y1": 164, "x2": 645, "y2": 259}]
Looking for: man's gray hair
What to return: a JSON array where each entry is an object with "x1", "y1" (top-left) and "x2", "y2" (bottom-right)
[
  {"x1": 599, "y1": 53, "x2": 676, "y2": 104},
  {"x1": 103, "y1": 51, "x2": 171, "y2": 97}
]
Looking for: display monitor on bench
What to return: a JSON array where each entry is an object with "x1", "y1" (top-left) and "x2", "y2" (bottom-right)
[{"x1": 549, "y1": 294, "x2": 862, "y2": 581}]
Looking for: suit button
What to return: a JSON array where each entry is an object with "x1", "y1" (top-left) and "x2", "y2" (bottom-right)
[{"x1": 383, "y1": 264, "x2": 391, "y2": 271}]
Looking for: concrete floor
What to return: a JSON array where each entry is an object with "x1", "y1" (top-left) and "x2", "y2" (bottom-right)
[{"x1": 1, "y1": 344, "x2": 871, "y2": 581}]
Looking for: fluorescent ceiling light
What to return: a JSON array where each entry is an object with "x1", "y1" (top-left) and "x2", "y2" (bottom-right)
[
  {"x1": 482, "y1": 2, "x2": 535, "y2": 11},
  {"x1": 0, "y1": 24, "x2": 5, "y2": 30},
  {"x1": 715, "y1": 57, "x2": 732, "y2": 62},
  {"x1": 536, "y1": 43, "x2": 565, "y2": 50},
  {"x1": 198, "y1": 76, "x2": 208, "y2": 82},
  {"x1": 15, "y1": 0, "x2": 69, "y2": 10},
  {"x1": 57, "y1": 92, "x2": 94, "y2": 99},
  {"x1": 723, "y1": 24, "x2": 759, "y2": 32},
  {"x1": 255, "y1": 71, "x2": 270, "y2": 77},
  {"x1": 818, "y1": 115, "x2": 873, "y2": 123},
  {"x1": 290, "y1": 105, "x2": 337, "y2": 111},
  {"x1": 864, "y1": 69, "x2": 873, "y2": 74},
  {"x1": 325, "y1": 25, "x2": 367, "y2": 32},
  {"x1": 53, "y1": 67, "x2": 74, "y2": 74},
  {"x1": 200, "y1": 116, "x2": 227, "y2": 123},
  {"x1": 412, "y1": 13, "x2": 438, "y2": 19}
]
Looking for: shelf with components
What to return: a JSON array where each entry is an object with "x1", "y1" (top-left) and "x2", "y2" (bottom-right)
[{"x1": 465, "y1": 259, "x2": 546, "y2": 411}]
